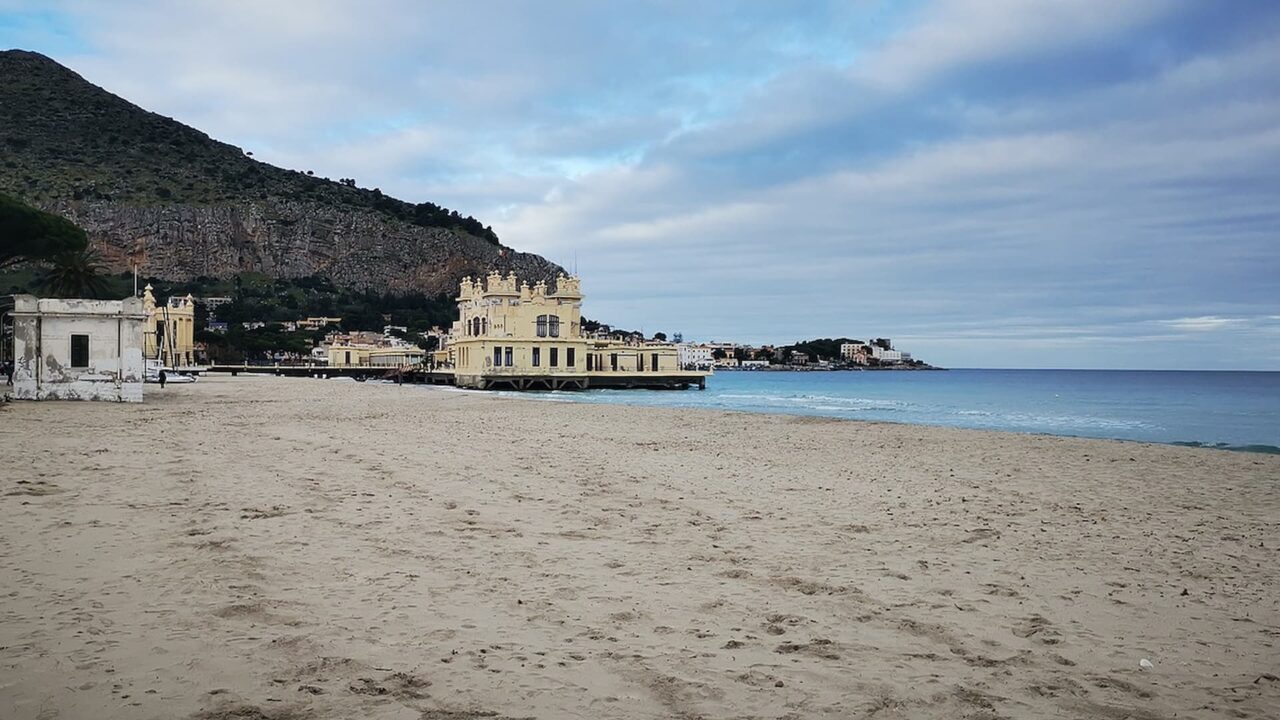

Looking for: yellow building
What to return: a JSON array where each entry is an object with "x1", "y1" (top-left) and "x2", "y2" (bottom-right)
[
  {"x1": 142, "y1": 284, "x2": 197, "y2": 367},
  {"x1": 327, "y1": 344, "x2": 425, "y2": 367},
  {"x1": 298, "y1": 316, "x2": 343, "y2": 330},
  {"x1": 443, "y1": 271, "x2": 693, "y2": 390}
]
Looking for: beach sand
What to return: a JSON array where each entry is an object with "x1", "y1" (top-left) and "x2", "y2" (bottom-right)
[{"x1": 1, "y1": 375, "x2": 1276, "y2": 719}]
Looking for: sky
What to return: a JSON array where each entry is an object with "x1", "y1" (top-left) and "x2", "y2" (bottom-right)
[{"x1": 3, "y1": 0, "x2": 1278, "y2": 369}]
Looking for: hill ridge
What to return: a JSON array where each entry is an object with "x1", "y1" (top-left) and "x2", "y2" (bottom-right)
[{"x1": 0, "y1": 49, "x2": 562, "y2": 294}]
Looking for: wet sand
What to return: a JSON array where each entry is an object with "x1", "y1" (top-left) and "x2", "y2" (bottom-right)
[{"x1": 1, "y1": 374, "x2": 1277, "y2": 719}]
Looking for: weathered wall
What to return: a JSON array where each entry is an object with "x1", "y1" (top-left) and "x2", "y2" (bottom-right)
[{"x1": 11, "y1": 296, "x2": 146, "y2": 402}]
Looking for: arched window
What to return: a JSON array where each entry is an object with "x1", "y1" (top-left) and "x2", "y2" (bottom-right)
[
  {"x1": 471, "y1": 317, "x2": 482, "y2": 336},
  {"x1": 481, "y1": 317, "x2": 488, "y2": 335},
  {"x1": 536, "y1": 315, "x2": 548, "y2": 337}
]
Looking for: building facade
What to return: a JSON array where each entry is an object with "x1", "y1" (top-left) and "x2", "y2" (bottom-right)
[
  {"x1": 840, "y1": 342, "x2": 870, "y2": 365},
  {"x1": 8, "y1": 295, "x2": 146, "y2": 402},
  {"x1": 870, "y1": 345, "x2": 903, "y2": 364},
  {"x1": 142, "y1": 285, "x2": 196, "y2": 367},
  {"x1": 327, "y1": 344, "x2": 425, "y2": 367},
  {"x1": 298, "y1": 316, "x2": 343, "y2": 330},
  {"x1": 677, "y1": 343, "x2": 714, "y2": 370},
  {"x1": 442, "y1": 271, "x2": 689, "y2": 390}
]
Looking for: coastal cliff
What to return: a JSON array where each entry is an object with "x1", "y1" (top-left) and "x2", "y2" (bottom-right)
[
  {"x1": 0, "y1": 49, "x2": 562, "y2": 294},
  {"x1": 45, "y1": 199, "x2": 559, "y2": 294}
]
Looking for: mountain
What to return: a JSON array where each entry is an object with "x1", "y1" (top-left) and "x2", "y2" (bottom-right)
[{"x1": 0, "y1": 49, "x2": 563, "y2": 294}]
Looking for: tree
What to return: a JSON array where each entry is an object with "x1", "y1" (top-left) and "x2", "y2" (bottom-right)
[
  {"x1": 0, "y1": 193, "x2": 88, "y2": 269},
  {"x1": 38, "y1": 249, "x2": 110, "y2": 299},
  {"x1": 652, "y1": 332, "x2": 667, "y2": 342}
]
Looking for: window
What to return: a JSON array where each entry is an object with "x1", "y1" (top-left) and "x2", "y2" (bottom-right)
[
  {"x1": 537, "y1": 314, "x2": 561, "y2": 338},
  {"x1": 532, "y1": 347, "x2": 541, "y2": 367},
  {"x1": 636, "y1": 354, "x2": 643, "y2": 371},
  {"x1": 586, "y1": 353, "x2": 593, "y2": 371},
  {"x1": 494, "y1": 346, "x2": 502, "y2": 367},
  {"x1": 70, "y1": 334, "x2": 89, "y2": 368},
  {"x1": 651, "y1": 353, "x2": 659, "y2": 371},
  {"x1": 567, "y1": 348, "x2": 575, "y2": 367},
  {"x1": 549, "y1": 347, "x2": 558, "y2": 367},
  {"x1": 505, "y1": 347, "x2": 513, "y2": 366},
  {"x1": 610, "y1": 353, "x2": 618, "y2": 371}
]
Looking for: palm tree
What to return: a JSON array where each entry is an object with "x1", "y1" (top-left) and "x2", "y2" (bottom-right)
[{"x1": 39, "y1": 249, "x2": 110, "y2": 299}]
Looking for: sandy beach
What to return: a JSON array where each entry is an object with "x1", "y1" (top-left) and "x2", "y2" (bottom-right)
[{"x1": 1, "y1": 374, "x2": 1276, "y2": 720}]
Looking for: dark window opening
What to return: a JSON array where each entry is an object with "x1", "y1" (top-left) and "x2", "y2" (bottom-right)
[
  {"x1": 651, "y1": 353, "x2": 659, "y2": 371},
  {"x1": 567, "y1": 348, "x2": 576, "y2": 367},
  {"x1": 505, "y1": 347, "x2": 513, "y2": 366},
  {"x1": 70, "y1": 334, "x2": 89, "y2": 368},
  {"x1": 532, "y1": 347, "x2": 541, "y2": 367},
  {"x1": 494, "y1": 346, "x2": 502, "y2": 367},
  {"x1": 549, "y1": 347, "x2": 558, "y2": 367}
]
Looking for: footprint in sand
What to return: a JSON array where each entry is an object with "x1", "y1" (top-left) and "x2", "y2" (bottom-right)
[
  {"x1": 1011, "y1": 614, "x2": 1061, "y2": 644},
  {"x1": 1088, "y1": 674, "x2": 1155, "y2": 699},
  {"x1": 775, "y1": 638, "x2": 841, "y2": 660},
  {"x1": 6, "y1": 480, "x2": 64, "y2": 496}
]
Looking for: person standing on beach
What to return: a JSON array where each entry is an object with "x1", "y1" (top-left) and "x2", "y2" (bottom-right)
[{"x1": 158, "y1": 369, "x2": 166, "y2": 389}]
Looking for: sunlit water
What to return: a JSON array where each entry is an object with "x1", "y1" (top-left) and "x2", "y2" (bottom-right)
[{"x1": 485, "y1": 369, "x2": 1280, "y2": 453}]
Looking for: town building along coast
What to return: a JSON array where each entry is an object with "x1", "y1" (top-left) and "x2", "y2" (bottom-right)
[{"x1": 441, "y1": 271, "x2": 700, "y2": 390}]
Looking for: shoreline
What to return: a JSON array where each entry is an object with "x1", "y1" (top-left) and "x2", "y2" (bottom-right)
[
  {"x1": 2, "y1": 375, "x2": 1277, "y2": 719},
  {"x1": 456, "y1": 379, "x2": 1280, "y2": 456}
]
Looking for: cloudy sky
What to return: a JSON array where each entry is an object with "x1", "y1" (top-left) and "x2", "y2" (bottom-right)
[{"x1": 4, "y1": 1, "x2": 1278, "y2": 369}]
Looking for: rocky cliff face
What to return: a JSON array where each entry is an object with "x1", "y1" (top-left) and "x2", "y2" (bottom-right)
[
  {"x1": 1, "y1": 49, "x2": 564, "y2": 293},
  {"x1": 53, "y1": 199, "x2": 561, "y2": 295}
]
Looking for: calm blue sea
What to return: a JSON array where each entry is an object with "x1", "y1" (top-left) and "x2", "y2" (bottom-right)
[{"x1": 502, "y1": 369, "x2": 1280, "y2": 452}]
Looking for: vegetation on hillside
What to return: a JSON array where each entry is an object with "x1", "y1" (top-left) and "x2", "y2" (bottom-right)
[
  {"x1": 780, "y1": 337, "x2": 866, "y2": 361},
  {"x1": 0, "y1": 50, "x2": 499, "y2": 244},
  {"x1": 0, "y1": 191, "x2": 88, "y2": 268}
]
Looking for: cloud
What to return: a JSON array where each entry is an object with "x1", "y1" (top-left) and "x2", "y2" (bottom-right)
[{"x1": 1158, "y1": 316, "x2": 1250, "y2": 331}]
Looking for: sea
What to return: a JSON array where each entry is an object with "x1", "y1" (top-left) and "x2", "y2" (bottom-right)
[{"x1": 497, "y1": 369, "x2": 1280, "y2": 453}]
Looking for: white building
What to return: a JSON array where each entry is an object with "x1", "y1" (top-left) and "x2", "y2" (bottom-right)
[
  {"x1": 199, "y1": 296, "x2": 233, "y2": 318},
  {"x1": 677, "y1": 343, "x2": 714, "y2": 370},
  {"x1": 870, "y1": 345, "x2": 903, "y2": 363},
  {"x1": 8, "y1": 295, "x2": 146, "y2": 402},
  {"x1": 840, "y1": 342, "x2": 867, "y2": 361}
]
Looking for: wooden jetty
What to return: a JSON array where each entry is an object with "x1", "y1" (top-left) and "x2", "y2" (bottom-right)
[{"x1": 206, "y1": 364, "x2": 707, "y2": 391}]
